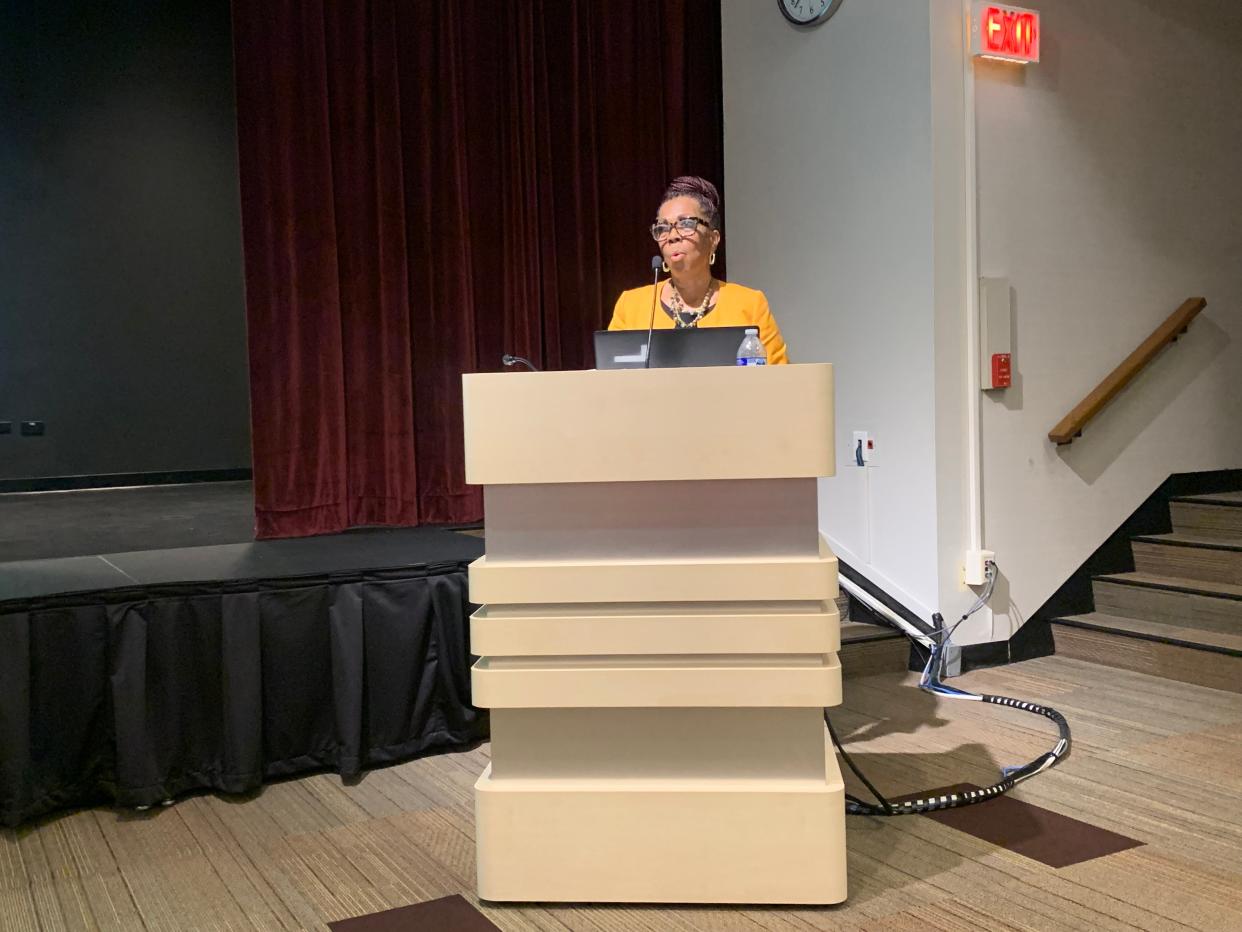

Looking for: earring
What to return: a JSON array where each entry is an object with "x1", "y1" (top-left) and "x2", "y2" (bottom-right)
[
  {"x1": 662, "y1": 260, "x2": 670, "y2": 273},
  {"x1": 709, "y1": 252, "x2": 716, "y2": 266}
]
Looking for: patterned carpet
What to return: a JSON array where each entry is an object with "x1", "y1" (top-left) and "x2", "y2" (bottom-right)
[{"x1": 4, "y1": 656, "x2": 1242, "y2": 930}]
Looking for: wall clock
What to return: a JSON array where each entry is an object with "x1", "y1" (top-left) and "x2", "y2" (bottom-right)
[{"x1": 778, "y1": 0, "x2": 845, "y2": 27}]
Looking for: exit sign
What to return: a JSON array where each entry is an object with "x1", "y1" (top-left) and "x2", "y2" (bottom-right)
[{"x1": 971, "y1": 3, "x2": 1040, "y2": 63}]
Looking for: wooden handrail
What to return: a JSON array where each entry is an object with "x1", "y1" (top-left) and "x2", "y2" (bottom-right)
[{"x1": 1048, "y1": 297, "x2": 1206, "y2": 445}]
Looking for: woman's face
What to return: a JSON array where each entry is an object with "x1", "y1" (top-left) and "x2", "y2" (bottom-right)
[{"x1": 655, "y1": 195, "x2": 720, "y2": 275}]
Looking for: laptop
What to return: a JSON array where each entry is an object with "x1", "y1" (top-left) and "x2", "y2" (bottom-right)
[{"x1": 594, "y1": 327, "x2": 749, "y2": 369}]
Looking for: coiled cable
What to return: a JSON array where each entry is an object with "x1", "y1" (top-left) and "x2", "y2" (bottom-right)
[{"x1": 831, "y1": 562, "x2": 1072, "y2": 816}]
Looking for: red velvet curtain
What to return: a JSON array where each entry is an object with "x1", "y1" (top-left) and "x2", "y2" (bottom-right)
[{"x1": 232, "y1": 1, "x2": 724, "y2": 537}]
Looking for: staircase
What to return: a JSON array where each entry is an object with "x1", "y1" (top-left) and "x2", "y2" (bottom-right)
[
  {"x1": 1051, "y1": 491, "x2": 1242, "y2": 693},
  {"x1": 836, "y1": 592, "x2": 911, "y2": 676}
]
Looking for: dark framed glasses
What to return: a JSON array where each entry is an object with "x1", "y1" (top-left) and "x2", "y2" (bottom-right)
[{"x1": 650, "y1": 216, "x2": 709, "y2": 241}]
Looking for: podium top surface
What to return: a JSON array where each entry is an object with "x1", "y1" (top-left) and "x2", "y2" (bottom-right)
[{"x1": 463, "y1": 364, "x2": 834, "y2": 486}]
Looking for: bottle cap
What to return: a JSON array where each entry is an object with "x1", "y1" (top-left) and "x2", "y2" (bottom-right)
[{"x1": 745, "y1": 327, "x2": 758, "y2": 335}]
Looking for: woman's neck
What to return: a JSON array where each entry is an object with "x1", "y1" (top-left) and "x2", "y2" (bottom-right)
[{"x1": 670, "y1": 267, "x2": 713, "y2": 307}]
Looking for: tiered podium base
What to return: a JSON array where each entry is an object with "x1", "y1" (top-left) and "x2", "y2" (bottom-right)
[
  {"x1": 471, "y1": 598, "x2": 847, "y2": 904},
  {"x1": 463, "y1": 365, "x2": 846, "y2": 904},
  {"x1": 476, "y1": 759, "x2": 846, "y2": 904}
]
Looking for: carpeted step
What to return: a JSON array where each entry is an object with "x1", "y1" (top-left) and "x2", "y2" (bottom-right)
[
  {"x1": 1053, "y1": 610, "x2": 1242, "y2": 654},
  {"x1": 839, "y1": 619, "x2": 903, "y2": 644},
  {"x1": 1131, "y1": 532, "x2": 1242, "y2": 586},
  {"x1": 1171, "y1": 492, "x2": 1242, "y2": 539},
  {"x1": 838, "y1": 620, "x2": 907, "y2": 677},
  {"x1": 1051, "y1": 612, "x2": 1242, "y2": 694},
  {"x1": 1092, "y1": 571, "x2": 1242, "y2": 633}
]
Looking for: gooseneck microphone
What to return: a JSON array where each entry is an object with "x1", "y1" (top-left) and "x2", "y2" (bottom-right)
[
  {"x1": 643, "y1": 255, "x2": 662, "y2": 369},
  {"x1": 501, "y1": 354, "x2": 539, "y2": 372}
]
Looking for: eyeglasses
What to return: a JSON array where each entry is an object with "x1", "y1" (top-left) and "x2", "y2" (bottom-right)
[{"x1": 650, "y1": 216, "x2": 710, "y2": 241}]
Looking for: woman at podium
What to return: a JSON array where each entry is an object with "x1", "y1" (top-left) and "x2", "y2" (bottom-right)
[{"x1": 607, "y1": 176, "x2": 789, "y2": 364}]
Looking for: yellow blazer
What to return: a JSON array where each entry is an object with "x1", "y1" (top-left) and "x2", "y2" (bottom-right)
[{"x1": 608, "y1": 281, "x2": 789, "y2": 365}]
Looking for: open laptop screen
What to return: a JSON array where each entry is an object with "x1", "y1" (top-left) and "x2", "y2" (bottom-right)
[{"x1": 594, "y1": 327, "x2": 748, "y2": 369}]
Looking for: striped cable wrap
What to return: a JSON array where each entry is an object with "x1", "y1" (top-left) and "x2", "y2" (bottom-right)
[{"x1": 832, "y1": 562, "x2": 1072, "y2": 817}]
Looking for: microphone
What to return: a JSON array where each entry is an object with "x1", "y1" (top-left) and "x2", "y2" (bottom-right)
[
  {"x1": 502, "y1": 354, "x2": 539, "y2": 372},
  {"x1": 643, "y1": 255, "x2": 662, "y2": 369}
]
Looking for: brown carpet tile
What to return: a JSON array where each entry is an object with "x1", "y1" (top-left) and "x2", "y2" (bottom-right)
[
  {"x1": 329, "y1": 894, "x2": 500, "y2": 931},
  {"x1": 892, "y1": 783, "x2": 1144, "y2": 868}
]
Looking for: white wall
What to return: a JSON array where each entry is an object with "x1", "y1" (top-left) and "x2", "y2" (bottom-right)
[
  {"x1": 973, "y1": 0, "x2": 1242, "y2": 636},
  {"x1": 977, "y1": 0, "x2": 1242, "y2": 634},
  {"x1": 723, "y1": 0, "x2": 983, "y2": 628},
  {"x1": 928, "y1": 1, "x2": 978, "y2": 636},
  {"x1": 724, "y1": 0, "x2": 1242, "y2": 644},
  {"x1": 722, "y1": 0, "x2": 945, "y2": 620}
]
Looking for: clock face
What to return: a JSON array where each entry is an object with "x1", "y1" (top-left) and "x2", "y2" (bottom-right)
[{"x1": 778, "y1": 0, "x2": 845, "y2": 27}]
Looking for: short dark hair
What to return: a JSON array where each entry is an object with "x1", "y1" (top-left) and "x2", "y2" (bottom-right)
[{"x1": 661, "y1": 176, "x2": 721, "y2": 231}]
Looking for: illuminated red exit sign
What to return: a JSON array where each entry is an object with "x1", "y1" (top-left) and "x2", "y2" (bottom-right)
[{"x1": 971, "y1": 2, "x2": 1040, "y2": 63}]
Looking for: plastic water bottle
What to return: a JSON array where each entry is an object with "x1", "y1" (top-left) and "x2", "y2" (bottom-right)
[{"x1": 736, "y1": 327, "x2": 767, "y2": 366}]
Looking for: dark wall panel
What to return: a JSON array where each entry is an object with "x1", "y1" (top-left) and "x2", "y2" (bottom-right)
[{"x1": 0, "y1": 0, "x2": 250, "y2": 480}]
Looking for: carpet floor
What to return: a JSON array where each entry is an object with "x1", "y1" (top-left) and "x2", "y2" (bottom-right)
[{"x1": 3, "y1": 656, "x2": 1242, "y2": 930}]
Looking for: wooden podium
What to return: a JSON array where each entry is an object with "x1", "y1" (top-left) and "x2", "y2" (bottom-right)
[{"x1": 462, "y1": 364, "x2": 846, "y2": 905}]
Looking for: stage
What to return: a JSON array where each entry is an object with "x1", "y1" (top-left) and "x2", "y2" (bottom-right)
[{"x1": 0, "y1": 483, "x2": 487, "y2": 828}]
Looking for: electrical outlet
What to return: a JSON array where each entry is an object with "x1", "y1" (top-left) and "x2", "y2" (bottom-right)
[
  {"x1": 963, "y1": 549, "x2": 995, "y2": 586},
  {"x1": 20, "y1": 421, "x2": 45, "y2": 436},
  {"x1": 851, "y1": 430, "x2": 875, "y2": 466},
  {"x1": 0, "y1": 421, "x2": 11, "y2": 434}
]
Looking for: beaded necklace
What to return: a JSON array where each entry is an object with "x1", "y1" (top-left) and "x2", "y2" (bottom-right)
[{"x1": 668, "y1": 278, "x2": 717, "y2": 328}]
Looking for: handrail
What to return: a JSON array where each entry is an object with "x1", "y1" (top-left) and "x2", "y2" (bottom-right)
[{"x1": 1048, "y1": 297, "x2": 1206, "y2": 445}]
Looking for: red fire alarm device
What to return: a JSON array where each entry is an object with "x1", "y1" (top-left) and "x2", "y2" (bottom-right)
[
  {"x1": 980, "y1": 277, "x2": 1013, "y2": 391},
  {"x1": 991, "y1": 353, "x2": 1012, "y2": 389}
]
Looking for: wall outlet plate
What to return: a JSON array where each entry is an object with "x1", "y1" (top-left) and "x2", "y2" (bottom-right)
[
  {"x1": 963, "y1": 549, "x2": 995, "y2": 586},
  {"x1": 851, "y1": 430, "x2": 874, "y2": 466}
]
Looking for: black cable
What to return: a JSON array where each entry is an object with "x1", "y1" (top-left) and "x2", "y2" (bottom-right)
[
  {"x1": 825, "y1": 712, "x2": 893, "y2": 815},
  {"x1": 830, "y1": 693, "x2": 1071, "y2": 817},
  {"x1": 830, "y1": 561, "x2": 1071, "y2": 817}
]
